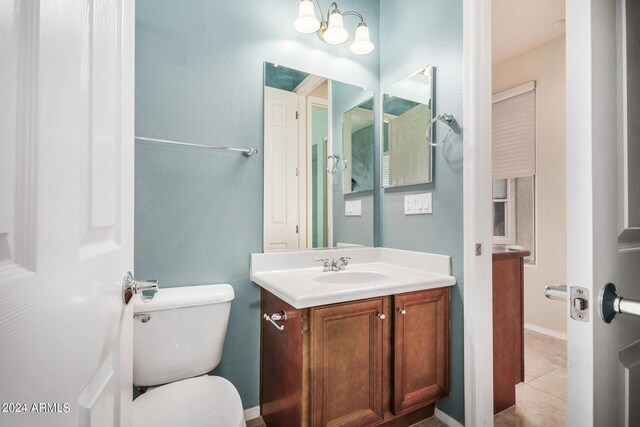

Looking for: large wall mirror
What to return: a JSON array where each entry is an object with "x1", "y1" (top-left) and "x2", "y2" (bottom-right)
[
  {"x1": 263, "y1": 63, "x2": 374, "y2": 251},
  {"x1": 382, "y1": 65, "x2": 434, "y2": 187}
]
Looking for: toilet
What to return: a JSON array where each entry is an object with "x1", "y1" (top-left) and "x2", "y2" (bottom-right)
[{"x1": 132, "y1": 284, "x2": 245, "y2": 427}]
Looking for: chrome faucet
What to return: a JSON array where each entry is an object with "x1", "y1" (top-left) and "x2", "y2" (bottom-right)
[
  {"x1": 331, "y1": 256, "x2": 351, "y2": 271},
  {"x1": 316, "y1": 256, "x2": 351, "y2": 271},
  {"x1": 315, "y1": 258, "x2": 331, "y2": 272}
]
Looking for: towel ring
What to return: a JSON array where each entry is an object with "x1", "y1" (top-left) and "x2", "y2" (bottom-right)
[{"x1": 426, "y1": 113, "x2": 455, "y2": 147}]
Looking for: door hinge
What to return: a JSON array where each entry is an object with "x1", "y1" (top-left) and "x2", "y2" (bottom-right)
[
  {"x1": 296, "y1": 225, "x2": 299, "y2": 234},
  {"x1": 295, "y1": 168, "x2": 299, "y2": 176},
  {"x1": 475, "y1": 243, "x2": 482, "y2": 256},
  {"x1": 295, "y1": 111, "x2": 299, "y2": 119}
]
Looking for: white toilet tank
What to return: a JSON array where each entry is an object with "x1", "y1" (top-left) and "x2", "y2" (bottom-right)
[{"x1": 132, "y1": 284, "x2": 234, "y2": 387}]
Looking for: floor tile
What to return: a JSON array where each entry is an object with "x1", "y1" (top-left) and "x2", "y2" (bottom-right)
[
  {"x1": 495, "y1": 329, "x2": 567, "y2": 426},
  {"x1": 495, "y1": 384, "x2": 567, "y2": 427},
  {"x1": 523, "y1": 330, "x2": 566, "y2": 382},
  {"x1": 246, "y1": 416, "x2": 266, "y2": 427},
  {"x1": 527, "y1": 367, "x2": 567, "y2": 402},
  {"x1": 409, "y1": 415, "x2": 446, "y2": 427}
]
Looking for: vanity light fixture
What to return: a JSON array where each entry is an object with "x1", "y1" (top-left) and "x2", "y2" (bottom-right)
[{"x1": 293, "y1": 0, "x2": 374, "y2": 55}]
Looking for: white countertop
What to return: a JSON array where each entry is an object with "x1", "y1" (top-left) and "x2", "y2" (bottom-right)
[{"x1": 250, "y1": 247, "x2": 456, "y2": 309}]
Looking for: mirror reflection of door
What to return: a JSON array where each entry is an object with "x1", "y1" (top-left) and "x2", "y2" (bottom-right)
[
  {"x1": 382, "y1": 65, "x2": 434, "y2": 188},
  {"x1": 263, "y1": 62, "x2": 375, "y2": 251}
]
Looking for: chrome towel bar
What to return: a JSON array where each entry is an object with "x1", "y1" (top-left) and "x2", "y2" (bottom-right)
[{"x1": 135, "y1": 136, "x2": 259, "y2": 158}]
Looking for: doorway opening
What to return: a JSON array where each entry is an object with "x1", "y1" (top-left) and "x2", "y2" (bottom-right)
[{"x1": 491, "y1": 0, "x2": 567, "y2": 424}]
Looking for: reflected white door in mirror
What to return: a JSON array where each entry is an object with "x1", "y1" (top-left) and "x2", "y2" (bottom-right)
[{"x1": 263, "y1": 62, "x2": 375, "y2": 251}]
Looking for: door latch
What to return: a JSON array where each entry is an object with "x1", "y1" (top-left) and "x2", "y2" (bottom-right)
[{"x1": 570, "y1": 286, "x2": 589, "y2": 322}]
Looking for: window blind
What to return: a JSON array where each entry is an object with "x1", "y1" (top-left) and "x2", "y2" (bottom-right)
[{"x1": 492, "y1": 86, "x2": 536, "y2": 179}]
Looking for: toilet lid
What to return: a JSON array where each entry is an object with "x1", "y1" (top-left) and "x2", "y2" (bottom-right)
[{"x1": 133, "y1": 376, "x2": 244, "y2": 427}]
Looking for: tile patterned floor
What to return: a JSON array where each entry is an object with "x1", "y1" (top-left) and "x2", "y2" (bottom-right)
[
  {"x1": 494, "y1": 329, "x2": 567, "y2": 426},
  {"x1": 246, "y1": 330, "x2": 567, "y2": 427}
]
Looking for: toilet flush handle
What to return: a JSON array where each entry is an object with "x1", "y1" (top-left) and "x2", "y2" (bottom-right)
[{"x1": 122, "y1": 271, "x2": 159, "y2": 304}]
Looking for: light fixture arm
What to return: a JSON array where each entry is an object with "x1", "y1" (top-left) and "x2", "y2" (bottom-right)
[{"x1": 340, "y1": 10, "x2": 365, "y2": 23}]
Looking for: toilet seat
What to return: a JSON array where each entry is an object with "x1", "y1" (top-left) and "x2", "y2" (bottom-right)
[{"x1": 133, "y1": 376, "x2": 245, "y2": 427}]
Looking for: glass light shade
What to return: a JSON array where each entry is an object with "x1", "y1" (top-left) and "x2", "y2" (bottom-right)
[
  {"x1": 350, "y1": 23, "x2": 374, "y2": 55},
  {"x1": 293, "y1": 0, "x2": 320, "y2": 34},
  {"x1": 323, "y1": 10, "x2": 349, "y2": 44}
]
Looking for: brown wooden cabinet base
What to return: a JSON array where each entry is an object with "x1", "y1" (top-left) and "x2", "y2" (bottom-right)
[
  {"x1": 492, "y1": 249, "x2": 530, "y2": 414},
  {"x1": 260, "y1": 288, "x2": 450, "y2": 427}
]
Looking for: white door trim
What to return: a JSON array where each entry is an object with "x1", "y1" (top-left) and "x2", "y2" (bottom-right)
[
  {"x1": 304, "y1": 95, "x2": 329, "y2": 248},
  {"x1": 463, "y1": 0, "x2": 495, "y2": 426}
]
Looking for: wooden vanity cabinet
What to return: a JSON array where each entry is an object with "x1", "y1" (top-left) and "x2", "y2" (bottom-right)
[
  {"x1": 260, "y1": 287, "x2": 450, "y2": 427},
  {"x1": 492, "y1": 249, "x2": 530, "y2": 414}
]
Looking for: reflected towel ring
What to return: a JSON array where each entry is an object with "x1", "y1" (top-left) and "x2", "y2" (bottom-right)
[
  {"x1": 426, "y1": 114, "x2": 455, "y2": 147},
  {"x1": 327, "y1": 154, "x2": 348, "y2": 174}
]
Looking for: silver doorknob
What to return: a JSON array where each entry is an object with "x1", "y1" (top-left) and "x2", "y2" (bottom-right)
[
  {"x1": 122, "y1": 271, "x2": 159, "y2": 304},
  {"x1": 377, "y1": 313, "x2": 386, "y2": 320},
  {"x1": 601, "y1": 282, "x2": 640, "y2": 323},
  {"x1": 398, "y1": 308, "x2": 407, "y2": 315}
]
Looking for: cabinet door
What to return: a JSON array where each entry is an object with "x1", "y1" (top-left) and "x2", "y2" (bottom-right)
[
  {"x1": 311, "y1": 298, "x2": 385, "y2": 427},
  {"x1": 393, "y1": 288, "x2": 450, "y2": 414}
]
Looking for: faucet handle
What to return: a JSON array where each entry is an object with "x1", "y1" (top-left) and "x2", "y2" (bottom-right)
[
  {"x1": 315, "y1": 258, "x2": 331, "y2": 272},
  {"x1": 340, "y1": 256, "x2": 351, "y2": 269}
]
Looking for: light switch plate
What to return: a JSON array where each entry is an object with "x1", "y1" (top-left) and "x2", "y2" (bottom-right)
[
  {"x1": 404, "y1": 193, "x2": 432, "y2": 215},
  {"x1": 345, "y1": 200, "x2": 362, "y2": 216}
]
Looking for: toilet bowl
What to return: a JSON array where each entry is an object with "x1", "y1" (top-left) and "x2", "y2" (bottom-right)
[{"x1": 132, "y1": 284, "x2": 245, "y2": 427}]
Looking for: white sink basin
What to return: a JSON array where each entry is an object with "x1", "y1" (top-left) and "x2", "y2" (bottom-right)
[
  {"x1": 314, "y1": 271, "x2": 391, "y2": 284},
  {"x1": 250, "y1": 247, "x2": 456, "y2": 308}
]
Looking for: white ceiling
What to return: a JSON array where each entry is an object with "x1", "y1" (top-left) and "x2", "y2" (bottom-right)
[{"x1": 493, "y1": 0, "x2": 566, "y2": 65}]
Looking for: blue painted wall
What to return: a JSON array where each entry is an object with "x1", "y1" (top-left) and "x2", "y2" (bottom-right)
[
  {"x1": 379, "y1": 0, "x2": 464, "y2": 422},
  {"x1": 135, "y1": 0, "x2": 379, "y2": 410}
]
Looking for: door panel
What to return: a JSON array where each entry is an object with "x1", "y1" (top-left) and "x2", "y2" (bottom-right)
[
  {"x1": 311, "y1": 299, "x2": 384, "y2": 427},
  {"x1": 388, "y1": 104, "x2": 430, "y2": 186},
  {"x1": 393, "y1": 288, "x2": 449, "y2": 414},
  {"x1": 0, "y1": 0, "x2": 134, "y2": 426},
  {"x1": 567, "y1": 0, "x2": 640, "y2": 425},
  {"x1": 264, "y1": 87, "x2": 300, "y2": 251}
]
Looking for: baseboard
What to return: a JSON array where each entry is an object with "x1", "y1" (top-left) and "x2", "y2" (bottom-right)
[
  {"x1": 524, "y1": 323, "x2": 567, "y2": 340},
  {"x1": 435, "y1": 407, "x2": 464, "y2": 427},
  {"x1": 244, "y1": 406, "x2": 260, "y2": 421}
]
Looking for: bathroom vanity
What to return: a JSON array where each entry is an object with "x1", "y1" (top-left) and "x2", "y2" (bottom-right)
[{"x1": 251, "y1": 248, "x2": 455, "y2": 427}]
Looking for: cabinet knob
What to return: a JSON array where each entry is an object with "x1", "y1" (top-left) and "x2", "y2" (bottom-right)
[
  {"x1": 377, "y1": 313, "x2": 386, "y2": 320},
  {"x1": 398, "y1": 308, "x2": 407, "y2": 315}
]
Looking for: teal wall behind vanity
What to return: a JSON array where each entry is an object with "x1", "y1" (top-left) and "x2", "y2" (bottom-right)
[
  {"x1": 134, "y1": 0, "x2": 379, "y2": 410},
  {"x1": 379, "y1": 0, "x2": 465, "y2": 422}
]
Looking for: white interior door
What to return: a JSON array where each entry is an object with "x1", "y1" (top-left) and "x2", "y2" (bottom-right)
[
  {"x1": 264, "y1": 86, "x2": 300, "y2": 251},
  {"x1": 388, "y1": 104, "x2": 430, "y2": 186},
  {"x1": 0, "y1": 1, "x2": 135, "y2": 426},
  {"x1": 567, "y1": 0, "x2": 640, "y2": 425}
]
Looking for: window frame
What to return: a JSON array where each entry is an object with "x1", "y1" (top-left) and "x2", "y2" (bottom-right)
[{"x1": 493, "y1": 178, "x2": 516, "y2": 245}]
